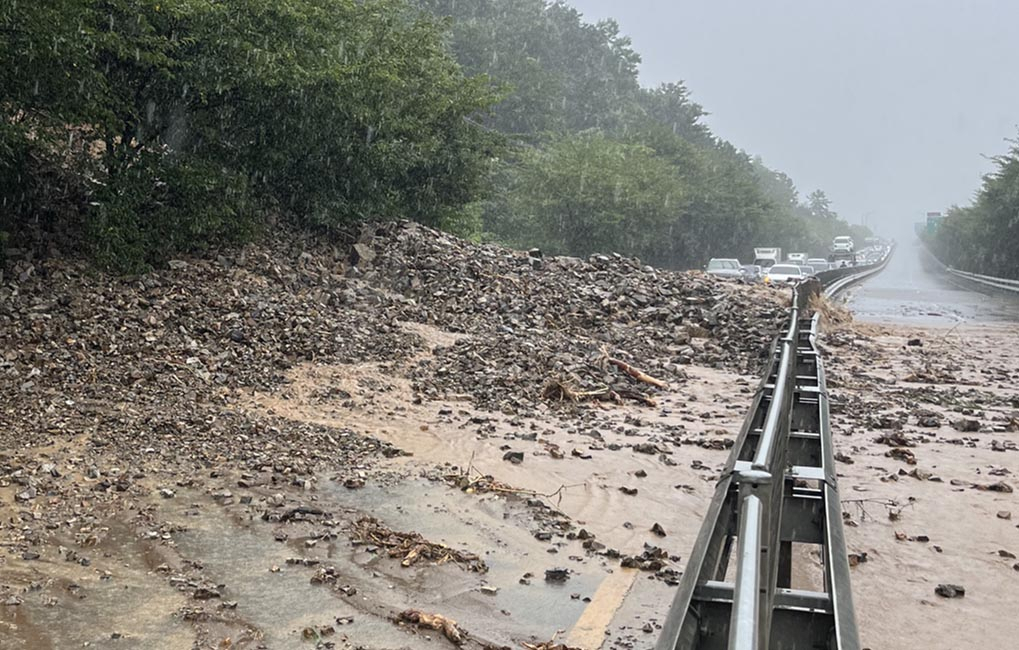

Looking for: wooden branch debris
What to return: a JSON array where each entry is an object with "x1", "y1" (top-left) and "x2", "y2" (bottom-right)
[
  {"x1": 522, "y1": 630, "x2": 585, "y2": 650},
  {"x1": 605, "y1": 357, "x2": 669, "y2": 389},
  {"x1": 397, "y1": 610, "x2": 466, "y2": 646},
  {"x1": 540, "y1": 346, "x2": 669, "y2": 408},
  {"x1": 444, "y1": 462, "x2": 581, "y2": 509},
  {"x1": 350, "y1": 517, "x2": 487, "y2": 573},
  {"x1": 541, "y1": 377, "x2": 657, "y2": 407}
]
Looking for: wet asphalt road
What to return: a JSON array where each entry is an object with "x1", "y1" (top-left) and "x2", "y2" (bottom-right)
[{"x1": 844, "y1": 241, "x2": 1019, "y2": 325}]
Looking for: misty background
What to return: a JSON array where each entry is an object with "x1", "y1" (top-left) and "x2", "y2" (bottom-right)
[{"x1": 570, "y1": 0, "x2": 1019, "y2": 240}]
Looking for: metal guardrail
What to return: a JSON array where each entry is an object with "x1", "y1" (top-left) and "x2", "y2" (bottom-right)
[
  {"x1": 945, "y1": 267, "x2": 1019, "y2": 293},
  {"x1": 656, "y1": 253, "x2": 892, "y2": 650},
  {"x1": 817, "y1": 247, "x2": 894, "y2": 297},
  {"x1": 915, "y1": 239, "x2": 1019, "y2": 294}
]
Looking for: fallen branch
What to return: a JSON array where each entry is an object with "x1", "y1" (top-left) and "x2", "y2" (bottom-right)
[
  {"x1": 350, "y1": 517, "x2": 487, "y2": 572},
  {"x1": 444, "y1": 463, "x2": 583, "y2": 508},
  {"x1": 523, "y1": 630, "x2": 584, "y2": 650},
  {"x1": 606, "y1": 357, "x2": 669, "y2": 389},
  {"x1": 397, "y1": 610, "x2": 466, "y2": 645}
]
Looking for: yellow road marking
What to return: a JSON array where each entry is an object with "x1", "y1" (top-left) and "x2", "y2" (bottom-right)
[{"x1": 566, "y1": 568, "x2": 640, "y2": 649}]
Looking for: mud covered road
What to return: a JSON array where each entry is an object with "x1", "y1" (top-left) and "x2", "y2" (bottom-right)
[
  {"x1": 831, "y1": 241, "x2": 1019, "y2": 649},
  {"x1": 0, "y1": 224, "x2": 784, "y2": 649},
  {"x1": 2, "y1": 228, "x2": 1015, "y2": 650}
]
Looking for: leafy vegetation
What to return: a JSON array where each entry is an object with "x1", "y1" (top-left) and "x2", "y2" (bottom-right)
[
  {"x1": 3, "y1": 0, "x2": 865, "y2": 273},
  {"x1": 417, "y1": 0, "x2": 868, "y2": 267},
  {"x1": 928, "y1": 135, "x2": 1019, "y2": 278},
  {"x1": 1, "y1": 0, "x2": 500, "y2": 271}
]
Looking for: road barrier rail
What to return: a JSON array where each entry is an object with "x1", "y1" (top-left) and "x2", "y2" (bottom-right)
[
  {"x1": 656, "y1": 253, "x2": 892, "y2": 650},
  {"x1": 944, "y1": 267, "x2": 1019, "y2": 293}
]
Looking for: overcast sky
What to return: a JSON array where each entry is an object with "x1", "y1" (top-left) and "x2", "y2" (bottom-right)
[{"x1": 569, "y1": 0, "x2": 1019, "y2": 238}]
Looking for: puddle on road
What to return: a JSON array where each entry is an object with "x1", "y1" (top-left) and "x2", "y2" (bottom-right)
[
  {"x1": 0, "y1": 521, "x2": 192, "y2": 649},
  {"x1": 321, "y1": 479, "x2": 601, "y2": 636},
  {"x1": 134, "y1": 478, "x2": 600, "y2": 649}
]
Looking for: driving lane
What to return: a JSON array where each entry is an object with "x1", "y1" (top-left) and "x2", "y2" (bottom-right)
[{"x1": 843, "y1": 240, "x2": 1019, "y2": 325}]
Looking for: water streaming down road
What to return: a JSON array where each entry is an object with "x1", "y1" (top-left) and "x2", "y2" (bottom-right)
[{"x1": 843, "y1": 240, "x2": 1019, "y2": 325}]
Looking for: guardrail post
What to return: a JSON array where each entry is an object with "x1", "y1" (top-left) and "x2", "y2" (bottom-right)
[{"x1": 729, "y1": 469, "x2": 773, "y2": 650}]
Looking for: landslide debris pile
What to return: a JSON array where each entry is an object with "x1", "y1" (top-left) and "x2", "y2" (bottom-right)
[
  {"x1": 1, "y1": 222, "x2": 787, "y2": 457},
  {"x1": 0, "y1": 237, "x2": 416, "y2": 456},
  {"x1": 359, "y1": 222, "x2": 788, "y2": 411}
]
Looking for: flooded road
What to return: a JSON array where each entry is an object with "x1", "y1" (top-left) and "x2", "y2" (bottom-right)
[
  {"x1": 825, "y1": 239, "x2": 1019, "y2": 649},
  {"x1": 843, "y1": 240, "x2": 1019, "y2": 325}
]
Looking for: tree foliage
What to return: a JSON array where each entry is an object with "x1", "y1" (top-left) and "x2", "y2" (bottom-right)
[
  {"x1": 1, "y1": 0, "x2": 501, "y2": 271},
  {"x1": 929, "y1": 136, "x2": 1019, "y2": 278},
  {"x1": 3, "y1": 0, "x2": 870, "y2": 273},
  {"x1": 415, "y1": 0, "x2": 868, "y2": 267}
]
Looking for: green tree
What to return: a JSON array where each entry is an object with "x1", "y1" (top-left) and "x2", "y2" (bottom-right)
[
  {"x1": 496, "y1": 131, "x2": 683, "y2": 261},
  {"x1": 930, "y1": 135, "x2": 1019, "y2": 278},
  {"x1": 2, "y1": 0, "x2": 502, "y2": 271}
]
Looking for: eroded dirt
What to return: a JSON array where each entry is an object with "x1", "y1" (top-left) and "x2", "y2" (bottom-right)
[
  {"x1": 821, "y1": 314, "x2": 1019, "y2": 649},
  {"x1": 1, "y1": 225, "x2": 779, "y2": 649}
]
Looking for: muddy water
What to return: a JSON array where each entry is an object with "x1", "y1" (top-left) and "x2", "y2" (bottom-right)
[
  {"x1": 245, "y1": 348, "x2": 755, "y2": 647},
  {"x1": 845, "y1": 240, "x2": 1019, "y2": 325},
  {"x1": 1, "y1": 320, "x2": 762, "y2": 650},
  {"x1": 0, "y1": 521, "x2": 192, "y2": 648},
  {"x1": 162, "y1": 494, "x2": 421, "y2": 649}
]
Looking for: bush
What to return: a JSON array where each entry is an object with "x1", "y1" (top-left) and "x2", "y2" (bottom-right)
[{"x1": 86, "y1": 152, "x2": 258, "y2": 273}]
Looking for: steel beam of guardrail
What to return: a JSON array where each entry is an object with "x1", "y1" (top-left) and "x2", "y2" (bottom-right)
[
  {"x1": 657, "y1": 252, "x2": 892, "y2": 650},
  {"x1": 945, "y1": 267, "x2": 1019, "y2": 293},
  {"x1": 916, "y1": 240, "x2": 1019, "y2": 295}
]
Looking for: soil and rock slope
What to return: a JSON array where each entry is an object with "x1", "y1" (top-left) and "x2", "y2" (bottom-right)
[{"x1": 0, "y1": 223, "x2": 788, "y2": 649}]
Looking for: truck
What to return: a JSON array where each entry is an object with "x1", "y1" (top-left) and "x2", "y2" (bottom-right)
[{"x1": 752, "y1": 247, "x2": 782, "y2": 269}]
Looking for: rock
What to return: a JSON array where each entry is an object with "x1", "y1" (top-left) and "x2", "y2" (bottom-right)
[
  {"x1": 502, "y1": 451, "x2": 524, "y2": 464},
  {"x1": 193, "y1": 586, "x2": 221, "y2": 600},
  {"x1": 350, "y1": 243, "x2": 376, "y2": 266},
  {"x1": 934, "y1": 584, "x2": 965, "y2": 598},
  {"x1": 619, "y1": 487, "x2": 638, "y2": 496},
  {"x1": 975, "y1": 481, "x2": 1013, "y2": 493},
  {"x1": 544, "y1": 568, "x2": 569, "y2": 583},
  {"x1": 875, "y1": 431, "x2": 914, "y2": 447},
  {"x1": 620, "y1": 544, "x2": 670, "y2": 573},
  {"x1": 650, "y1": 523, "x2": 666, "y2": 537},
  {"x1": 906, "y1": 338, "x2": 923, "y2": 346},
  {"x1": 480, "y1": 585, "x2": 499, "y2": 596},
  {"x1": 997, "y1": 511, "x2": 1012, "y2": 520},
  {"x1": 953, "y1": 419, "x2": 981, "y2": 433},
  {"x1": 885, "y1": 448, "x2": 916, "y2": 465}
]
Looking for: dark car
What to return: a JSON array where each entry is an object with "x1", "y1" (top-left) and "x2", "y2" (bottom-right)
[
  {"x1": 741, "y1": 264, "x2": 763, "y2": 281},
  {"x1": 705, "y1": 258, "x2": 745, "y2": 280}
]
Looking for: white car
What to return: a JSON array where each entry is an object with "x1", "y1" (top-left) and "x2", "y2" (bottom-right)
[
  {"x1": 807, "y1": 258, "x2": 829, "y2": 272},
  {"x1": 832, "y1": 236, "x2": 854, "y2": 252},
  {"x1": 786, "y1": 252, "x2": 807, "y2": 264},
  {"x1": 764, "y1": 264, "x2": 806, "y2": 285}
]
